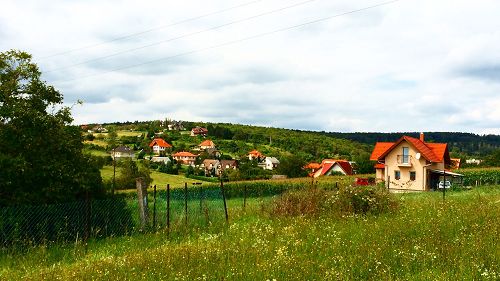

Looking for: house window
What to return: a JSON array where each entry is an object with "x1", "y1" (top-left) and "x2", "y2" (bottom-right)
[
  {"x1": 395, "y1": 170, "x2": 401, "y2": 180},
  {"x1": 402, "y1": 147, "x2": 409, "y2": 163},
  {"x1": 410, "y1": 171, "x2": 416, "y2": 181}
]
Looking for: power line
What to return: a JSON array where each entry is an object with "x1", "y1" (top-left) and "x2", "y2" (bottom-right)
[
  {"x1": 54, "y1": 0, "x2": 401, "y2": 83},
  {"x1": 37, "y1": 0, "x2": 264, "y2": 60},
  {"x1": 45, "y1": 0, "x2": 320, "y2": 73}
]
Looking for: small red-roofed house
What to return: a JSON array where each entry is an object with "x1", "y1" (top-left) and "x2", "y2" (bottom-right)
[
  {"x1": 248, "y1": 150, "x2": 264, "y2": 161},
  {"x1": 149, "y1": 138, "x2": 172, "y2": 155},
  {"x1": 370, "y1": 133, "x2": 461, "y2": 191},
  {"x1": 172, "y1": 151, "x2": 198, "y2": 166},
  {"x1": 199, "y1": 139, "x2": 216, "y2": 150},
  {"x1": 313, "y1": 159, "x2": 354, "y2": 178}
]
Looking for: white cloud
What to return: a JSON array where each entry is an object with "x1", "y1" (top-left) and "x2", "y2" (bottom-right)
[{"x1": 1, "y1": 0, "x2": 500, "y2": 133}]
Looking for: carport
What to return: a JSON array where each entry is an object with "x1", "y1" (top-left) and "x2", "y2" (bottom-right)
[{"x1": 428, "y1": 169, "x2": 464, "y2": 190}]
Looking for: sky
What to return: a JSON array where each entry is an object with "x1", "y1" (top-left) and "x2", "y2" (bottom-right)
[{"x1": 1, "y1": 0, "x2": 500, "y2": 134}]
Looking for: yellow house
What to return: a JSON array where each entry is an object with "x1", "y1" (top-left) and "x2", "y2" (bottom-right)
[{"x1": 370, "y1": 133, "x2": 461, "y2": 191}]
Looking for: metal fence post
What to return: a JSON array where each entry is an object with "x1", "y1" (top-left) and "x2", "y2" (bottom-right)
[
  {"x1": 153, "y1": 185, "x2": 157, "y2": 229},
  {"x1": 221, "y1": 178, "x2": 229, "y2": 223},
  {"x1": 184, "y1": 182, "x2": 188, "y2": 225},
  {"x1": 166, "y1": 184, "x2": 170, "y2": 232}
]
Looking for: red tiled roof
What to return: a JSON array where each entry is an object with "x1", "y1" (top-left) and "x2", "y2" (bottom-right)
[
  {"x1": 370, "y1": 142, "x2": 394, "y2": 161},
  {"x1": 371, "y1": 136, "x2": 449, "y2": 163},
  {"x1": 149, "y1": 138, "x2": 172, "y2": 148},
  {"x1": 318, "y1": 159, "x2": 353, "y2": 176},
  {"x1": 191, "y1": 127, "x2": 208, "y2": 134},
  {"x1": 199, "y1": 140, "x2": 215, "y2": 147},
  {"x1": 336, "y1": 160, "x2": 353, "y2": 175},
  {"x1": 303, "y1": 162, "x2": 321, "y2": 170},
  {"x1": 172, "y1": 151, "x2": 198, "y2": 157},
  {"x1": 248, "y1": 150, "x2": 264, "y2": 157},
  {"x1": 374, "y1": 163, "x2": 385, "y2": 169}
]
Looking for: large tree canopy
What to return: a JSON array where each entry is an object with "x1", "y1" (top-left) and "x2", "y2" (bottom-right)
[{"x1": 0, "y1": 50, "x2": 103, "y2": 206}]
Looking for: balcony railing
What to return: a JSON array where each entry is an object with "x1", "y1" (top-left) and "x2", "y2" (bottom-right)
[{"x1": 397, "y1": 155, "x2": 412, "y2": 166}]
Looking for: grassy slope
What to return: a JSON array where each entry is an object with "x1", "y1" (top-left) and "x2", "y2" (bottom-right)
[
  {"x1": 101, "y1": 166, "x2": 208, "y2": 190},
  {"x1": 1, "y1": 186, "x2": 499, "y2": 280}
]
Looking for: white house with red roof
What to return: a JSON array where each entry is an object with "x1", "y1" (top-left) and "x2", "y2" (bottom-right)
[
  {"x1": 370, "y1": 133, "x2": 461, "y2": 191},
  {"x1": 172, "y1": 151, "x2": 198, "y2": 166},
  {"x1": 248, "y1": 149, "x2": 264, "y2": 161},
  {"x1": 149, "y1": 138, "x2": 172, "y2": 155},
  {"x1": 312, "y1": 159, "x2": 353, "y2": 178},
  {"x1": 199, "y1": 139, "x2": 216, "y2": 150}
]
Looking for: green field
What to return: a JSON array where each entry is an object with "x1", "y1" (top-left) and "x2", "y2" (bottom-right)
[
  {"x1": 1, "y1": 185, "x2": 499, "y2": 280},
  {"x1": 101, "y1": 166, "x2": 209, "y2": 190}
]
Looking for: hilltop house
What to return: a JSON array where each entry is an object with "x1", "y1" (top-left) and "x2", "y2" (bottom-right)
[
  {"x1": 191, "y1": 127, "x2": 208, "y2": 137},
  {"x1": 313, "y1": 159, "x2": 353, "y2": 178},
  {"x1": 220, "y1": 160, "x2": 238, "y2": 171},
  {"x1": 370, "y1": 133, "x2": 462, "y2": 191},
  {"x1": 172, "y1": 151, "x2": 198, "y2": 166},
  {"x1": 199, "y1": 139, "x2": 216, "y2": 150},
  {"x1": 248, "y1": 150, "x2": 264, "y2": 161},
  {"x1": 149, "y1": 138, "x2": 172, "y2": 155},
  {"x1": 111, "y1": 146, "x2": 135, "y2": 160},
  {"x1": 260, "y1": 157, "x2": 280, "y2": 170},
  {"x1": 202, "y1": 159, "x2": 221, "y2": 176}
]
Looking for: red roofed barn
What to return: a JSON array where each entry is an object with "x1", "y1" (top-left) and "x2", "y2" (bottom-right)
[{"x1": 370, "y1": 133, "x2": 461, "y2": 191}]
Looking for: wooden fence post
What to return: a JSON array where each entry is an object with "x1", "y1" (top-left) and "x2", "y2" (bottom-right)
[{"x1": 136, "y1": 178, "x2": 149, "y2": 230}]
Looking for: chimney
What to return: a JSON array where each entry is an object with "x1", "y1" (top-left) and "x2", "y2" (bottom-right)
[{"x1": 420, "y1": 132, "x2": 425, "y2": 142}]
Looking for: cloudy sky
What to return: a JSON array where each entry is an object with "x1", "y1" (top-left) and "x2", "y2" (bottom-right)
[{"x1": 1, "y1": 0, "x2": 500, "y2": 133}]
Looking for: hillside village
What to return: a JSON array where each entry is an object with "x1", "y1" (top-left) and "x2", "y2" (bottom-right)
[
  {"x1": 80, "y1": 118, "x2": 500, "y2": 191},
  {"x1": 85, "y1": 120, "x2": 362, "y2": 188}
]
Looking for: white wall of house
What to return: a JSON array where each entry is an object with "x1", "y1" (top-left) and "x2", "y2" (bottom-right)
[
  {"x1": 383, "y1": 141, "x2": 444, "y2": 191},
  {"x1": 324, "y1": 164, "x2": 346, "y2": 175}
]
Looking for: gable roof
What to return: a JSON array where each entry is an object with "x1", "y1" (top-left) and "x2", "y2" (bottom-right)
[
  {"x1": 191, "y1": 127, "x2": 208, "y2": 134},
  {"x1": 266, "y1": 157, "x2": 280, "y2": 164},
  {"x1": 172, "y1": 151, "x2": 198, "y2": 157},
  {"x1": 221, "y1": 160, "x2": 238, "y2": 167},
  {"x1": 149, "y1": 138, "x2": 172, "y2": 148},
  {"x1": 199, "y1": 140, "x2": 215, "y2": 147},
  {"x1": 318, "y1": 159, "x2": 353, "y2": 176},
  {"x1": 371, "y1": 136, "x2": 449, "y2": 163},
  {"x1": 202, "y1": 159, "x2": 220, "y2": 166}
]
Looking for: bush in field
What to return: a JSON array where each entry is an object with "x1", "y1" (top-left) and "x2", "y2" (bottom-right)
[
  {"x1": 334, "y1": 185, "x2": 399, "y2": 215},
  {"x1": 267, "y1": 188, "x2": 329, "y2": 216},
  {"x1": 267, "y1": 185, "x2": 398, "y2": 217}
]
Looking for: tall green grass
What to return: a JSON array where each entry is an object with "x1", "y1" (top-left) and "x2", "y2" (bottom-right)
[{"x1": 1, "y1": 186, "x2": 499, "y2": 280}]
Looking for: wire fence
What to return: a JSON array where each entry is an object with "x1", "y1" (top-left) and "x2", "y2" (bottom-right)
[
  {"x1": 0, "y1": 180, "x2": 253, "y2": 249},
  {"x1": 0, "y1": 178, "x2": 350, "y2": 249}
]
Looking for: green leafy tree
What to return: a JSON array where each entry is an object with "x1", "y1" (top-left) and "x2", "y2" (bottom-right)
[
  {"x1": 116, "y1": 159, "x2": 152, "y2": 189},
  {"x1": 0, "y1": 50, "x2": 104, "y2": 205},
  {"x1": 276, "y1": 155, "x2": 308, "y2": 178}
]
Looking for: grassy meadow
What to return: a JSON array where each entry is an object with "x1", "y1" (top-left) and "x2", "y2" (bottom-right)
[{"x1": 1, "y1": 185, "x2": 499, "y2": 280}]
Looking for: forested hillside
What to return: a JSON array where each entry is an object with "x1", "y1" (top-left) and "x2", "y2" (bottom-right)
[{"x1": 324, "y1": 132, "x2": 500, "y2": 156}]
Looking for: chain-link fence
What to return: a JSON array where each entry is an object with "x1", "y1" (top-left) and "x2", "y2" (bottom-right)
[{"x1": 0, "y1": 181, "x2": 235, "y2": 248}]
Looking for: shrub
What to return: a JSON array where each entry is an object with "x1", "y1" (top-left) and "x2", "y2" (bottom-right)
[
  {"x1": 266, "y1": 185, "x2": 398, "y2": 218},
  {"x1": 335, "y1": 185, "x2": 399, "y2": 215},
  {"x1": 267, "y1": 188, "x2": 328, "y2": 217}
]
